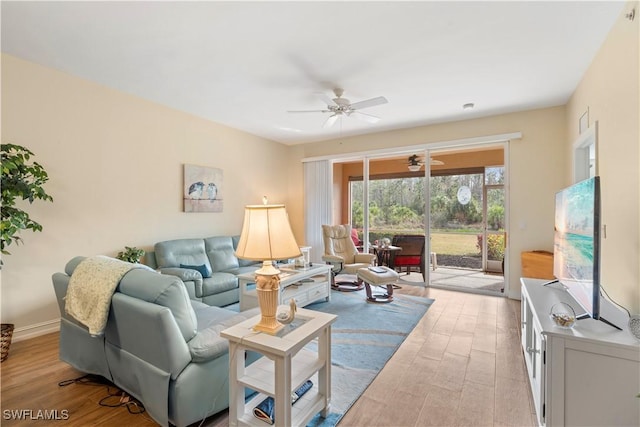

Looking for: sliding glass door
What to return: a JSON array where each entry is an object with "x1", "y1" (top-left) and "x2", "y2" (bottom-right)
[
  {"x1": 429, "y1": 171, "x2": 484, "y2": 272},
  {"x1": 483, "y1": 167, "x2": 505, "y2": 273},
  {"x1": 346, "y1": 155, "x2": 428, "y2": 275},
  {"x1": 330, "y1": 143, "x2": 508, "y2": 294}
]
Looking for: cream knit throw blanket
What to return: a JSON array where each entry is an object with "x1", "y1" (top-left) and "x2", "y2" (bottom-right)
[{"x1": 65, "y1": 256, "x2": 138, "y2": 336}]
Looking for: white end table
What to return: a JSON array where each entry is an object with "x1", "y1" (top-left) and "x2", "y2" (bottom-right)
[{"x1": 221, "y1": 307, "x2": 337, "y2": 427}]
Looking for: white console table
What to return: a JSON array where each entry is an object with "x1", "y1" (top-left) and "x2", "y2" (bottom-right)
[
  {"x1": 238, "y1": 264, "x2": 332, "y2": 312},
  {"x1": 221, "y1": 308, "x2": 337, "y2": 427},
  {"x1": 520, "y1": 278, "x2": 640, "y2": 426}
]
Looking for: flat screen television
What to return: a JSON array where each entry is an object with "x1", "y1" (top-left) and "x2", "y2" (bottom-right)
[{"x1": 551, "y1": 176, "x2": 619, "y2": 329}]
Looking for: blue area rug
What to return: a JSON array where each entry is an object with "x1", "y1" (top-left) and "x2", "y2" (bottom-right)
[{"x1": 304, "y1": 289, "x2": 434, "y2": 427}]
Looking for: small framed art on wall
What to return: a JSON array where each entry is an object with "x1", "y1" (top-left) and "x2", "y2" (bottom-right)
[{"x1": 183, "y1": 164, "x2": 223, "y2": 213}]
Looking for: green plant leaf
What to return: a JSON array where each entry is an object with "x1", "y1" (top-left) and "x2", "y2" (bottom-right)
[
  {"x1": 1, "y1": 143, "x2": 53, "y2": 253},
  {"x1": 116, "y1": 246, "x2": 145, "y2": 263}
]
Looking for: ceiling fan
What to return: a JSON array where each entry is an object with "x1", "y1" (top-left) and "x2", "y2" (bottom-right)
[
  {"x1": 407, "y1": 154, "x2": 444, "y2": 171},
  {"x1": 288, "y1": 88, "x2": 388, "y2": 128}
]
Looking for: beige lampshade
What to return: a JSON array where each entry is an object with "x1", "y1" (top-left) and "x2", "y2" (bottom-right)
[{"x1": 235, "y1": 204, "x2": 302, "y2": 262}]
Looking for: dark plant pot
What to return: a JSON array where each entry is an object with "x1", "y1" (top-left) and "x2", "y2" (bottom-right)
[{"x1": 1, "y1": 323, "x2": 15, "y2": 362}]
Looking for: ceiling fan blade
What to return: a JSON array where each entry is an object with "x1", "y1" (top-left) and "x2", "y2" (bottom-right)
[
  {"x1": 349, "y1": 96, "x2": 388, "y2": 110},
  {"x1": 287, "y1": 109, "x2": 330, "y2": 113},
  {"x1": 352, "y1": 111, "x2": 380, "y2": 124},
  {"x1": 323, "y1": 114, "x2": 339, "y2": 128},
  {"x1": 430, "y1": 159, "x2": 445, "y2": 166},
  {"x1": 316, "y1": 92, "x2": 337, "y2": 107}
]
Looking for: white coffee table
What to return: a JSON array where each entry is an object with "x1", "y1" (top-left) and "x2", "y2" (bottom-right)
[
  {"x1": 238, "y1": 264, "x2": 332, "y2": 311},
  {"x1": 221, "y1": 308, "x2": 337, "y2": 427}
]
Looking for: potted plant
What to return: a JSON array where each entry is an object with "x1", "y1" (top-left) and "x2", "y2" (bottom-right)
[
  {"x1": 1, "y1": 143, "x2": 54, "y2": 361},
  {"x1": 1, "y1": 143, "x2": 54, "y2": 254},
  {"x1": 116, "y1": 246, "x2": 145, "y2": 264}
]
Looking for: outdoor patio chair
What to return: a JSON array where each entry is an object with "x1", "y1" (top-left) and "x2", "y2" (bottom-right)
[{"x1": 391, "y1": 234, "x2": 437, "y2": 280}]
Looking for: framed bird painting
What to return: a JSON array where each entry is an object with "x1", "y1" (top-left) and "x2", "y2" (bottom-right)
[{"x1": 183, "y1": 164, "x2": 223, "y2": 212}]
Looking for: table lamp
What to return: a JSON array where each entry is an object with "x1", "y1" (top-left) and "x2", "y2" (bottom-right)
[{"x1": 235, "y1": 203, "x2": 302, "y2": 334}]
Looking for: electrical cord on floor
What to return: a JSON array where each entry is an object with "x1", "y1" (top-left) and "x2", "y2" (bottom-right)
[
  {"x1": 58, "y1": 373, "x2": 108, "y2": 387},
  {"x1": 58, "y1": 373, "x2": 146, "y2": 416},
  {"x1": 98, "y1": 388, "x2": 146, "y2": 415}
]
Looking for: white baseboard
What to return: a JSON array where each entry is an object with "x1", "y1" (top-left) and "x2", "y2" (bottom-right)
[{"x1": 12, "y1": 319, "x2": 61, "y2": 342}]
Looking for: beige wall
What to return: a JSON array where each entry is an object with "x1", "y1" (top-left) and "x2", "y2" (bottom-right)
[
  {"x1": 1, "y1": 54, "x2": 292, "y2": 339},
  {"x1": 2, "y1": 2, "x2": 637, "y2": 339},
  {"x1": 290, "y1": 106, "x2": 568, "y2": 299},
  {"x1": 565, "y1": 2, "x2": 639, "y2": 313}
]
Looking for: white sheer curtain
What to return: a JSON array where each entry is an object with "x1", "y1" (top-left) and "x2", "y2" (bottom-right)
[{"x1": 303, "y1": 160, "x2": 332, "y2": 263}]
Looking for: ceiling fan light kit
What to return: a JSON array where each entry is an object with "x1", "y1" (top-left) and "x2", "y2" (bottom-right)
[
  {"x1": 288, "y1": 88, "x2": 388, "y2": 128},
  {"x1": 407, "y1": 154, "x2": 444, "y2": 171}
]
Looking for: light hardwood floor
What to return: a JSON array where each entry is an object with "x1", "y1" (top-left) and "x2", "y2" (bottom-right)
[{"x1": 0, "y1": 285, "x2": 536, "y2": 427}]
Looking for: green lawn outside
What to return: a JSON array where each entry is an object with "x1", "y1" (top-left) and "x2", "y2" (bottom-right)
[
  {"x1": 431, "y1": 232, "x2": 480, "y2": 256},
  {"x1": 365, "y1": 227, "x2": 480, "y2": 256}
]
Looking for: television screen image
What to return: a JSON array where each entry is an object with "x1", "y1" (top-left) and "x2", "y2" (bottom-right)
[{"x1": 553, "y1": 176, "x2": 600, "y2": 319}]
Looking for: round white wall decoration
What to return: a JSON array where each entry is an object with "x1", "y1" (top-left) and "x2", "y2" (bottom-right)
[{"x1": 457, "y1": 185, "x2": 471, "y2": 205}]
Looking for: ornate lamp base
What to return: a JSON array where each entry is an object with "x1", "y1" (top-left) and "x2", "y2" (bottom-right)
[{"x1": 253, "y1": 273, "x2": 283, "y2": 335}]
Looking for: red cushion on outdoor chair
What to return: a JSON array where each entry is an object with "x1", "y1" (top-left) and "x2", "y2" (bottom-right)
[
  {"x1": 350, "y1": 228, "x2": 360, "y2": 246},
  {"x1": 394, "y1": 256, "x2": 421, "y2": 266}
]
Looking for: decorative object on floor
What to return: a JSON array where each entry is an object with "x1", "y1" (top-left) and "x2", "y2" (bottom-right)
[
  {"x1": 1, "y1": 143, "x2": 53, "y2": 361},
  {"x1": 305, "y1": 289, "x2": 434, "y2": 427},
  {"x1": 235, "y1": 203, "x2": 301, "y2": 334},
  {"x1": 115, "y1": 246, "x2": 145, "y2": 264},
  {"x1": 1, "y1": 323, "x2": 14, "y2": 362},
  {"x1": 1, "y1": 143, "x2": 54, "y2": 256},
  {"x1": 183, "y1": 164, "x2": 223, "y2": 213}
]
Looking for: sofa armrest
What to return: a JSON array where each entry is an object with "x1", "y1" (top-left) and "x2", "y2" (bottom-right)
[
  {"x1": 159, "y1": 267, "x2": 204, "y2": 297},
  {"x1": 107, "y1": 293, "x2": 192, "y2": 379},
  {"x1": 188, "y1": 308, "x2": 260, "y2": 362},
  {"x1": 321, "y1": 255, "x2": 344, "y2": 264},
  {"x1": 354, "y1": 253, "x2": 376, "y2": 264}
]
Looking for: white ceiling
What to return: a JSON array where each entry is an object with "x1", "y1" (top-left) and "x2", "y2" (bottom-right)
[{"x1": 1, "y1": 1, "x2": 625, "y2": 145}]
